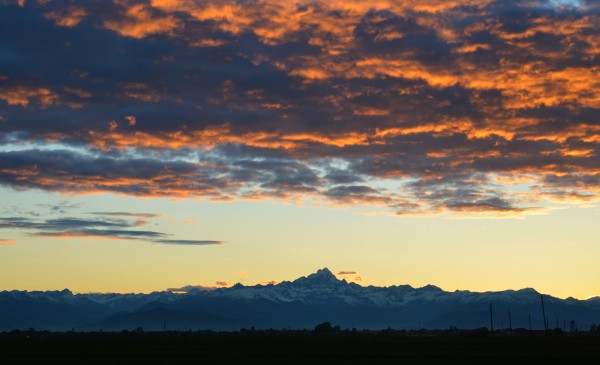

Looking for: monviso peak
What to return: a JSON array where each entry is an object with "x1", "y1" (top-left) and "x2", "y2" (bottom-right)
[{"x1": 292, "y1": 267, "x2": 342, "y2": 287}]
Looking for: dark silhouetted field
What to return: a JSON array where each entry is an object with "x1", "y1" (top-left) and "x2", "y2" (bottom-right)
[{"x1": 1, "y1": 331, "x2": 599, "y2": 364}]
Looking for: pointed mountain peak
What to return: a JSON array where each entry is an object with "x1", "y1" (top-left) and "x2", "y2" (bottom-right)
[
  {"x1": 293, "y1": 267, "x2": 341, "y2": 287},
  {"x1": 314, "y1": 267, "x2": 335, "y2": 278}
]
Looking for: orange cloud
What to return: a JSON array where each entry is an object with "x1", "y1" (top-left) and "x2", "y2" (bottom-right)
[
  {"x1": 45, "y1": 6, "x2": 87, "y2": 27},
  {"x1": 120, "y1": 82, "x2": 163, "y2": 102},
  {"x1": 0, "y1": 239, "x2": 16, "y2": 246},
  {"x1": 83, "y1": 125, "x2": 374, "y2": 151},
  {"x1": 352, "y1": 107, "x2": 390, "y2": 116},
  {"x1": 104, "y1": 2, "x2": 180, "y2": 39},
  {"x1": 352, "y1": 58, "x2": 460, "y2": 87},
  {"x1": 190, "y1": 39, "x2": 228, "y2": 47},
  {"x1": 79, "y1": 118, "x2": 543, "y2": 154},
  {"x1": 124, "y1": 115, "x2": 136, "y2": 126},
  {"x1": 0, "y1": 85, "x2": 58, "y2": 107},
  {"x1": 148, "y1": 0, "x2": 492, "y2": 50},
  {"x1": 109, "y1": 121, "x2": 118, "y2": 132},
  {"x1": 62, "y1": 86, "x2": 92, "y2": 99}
]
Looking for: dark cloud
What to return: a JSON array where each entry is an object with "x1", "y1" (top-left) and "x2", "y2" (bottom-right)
[
  {"x1": 36, "y1": 202, "x2": 83, "y2": 214},
  {"x1": 0, "y1": 217, "x2": 40, "y2": 229},
  {"x1": 0, "y1": 0, "x2": 598, "y2": 214},
  {"x1": 41, "y1": 218, "x2": 133, "y2": 229},
  {"x1": 90, "y1": 212, "x2": 162, "y2": 219},
  {"x1": 0, "y1": 215, "x2": 163, "y2": 240},
  {"x1": 337, "y1": 271, "x2": 357, "y2": 275},
  {"x1": 323, "y1": 185, "x2": 398, "y2": 207},
  {"x1": 154, "y1": 240, "x2": 224, "y2": 246},
  {"x1": 32, "y1": 229, "x2": 165, "y2": 240},
  {"x1": 89, "y1": 212, "x2": 162, "y2": 226},
  {"x1": 0, "y1": 213, "x2": 222, "y2": 246},
  {"x1": 0, "y1": 149, "x2": 228, "y2": 198},
  {"x1": 324, "y1": 169, "x2": 364, "y2": 184}
]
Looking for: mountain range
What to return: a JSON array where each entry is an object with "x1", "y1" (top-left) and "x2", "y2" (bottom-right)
[{"x1": 1, "y1": 268, "x2": 599, "y2": 332}]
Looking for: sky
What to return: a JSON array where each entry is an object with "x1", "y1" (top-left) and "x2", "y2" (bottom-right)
[{"x1": 0, "y1": 0, "x2": 599, "y2": 299}]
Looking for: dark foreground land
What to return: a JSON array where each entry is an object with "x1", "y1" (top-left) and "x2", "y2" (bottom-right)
[{"x1": 1, "y1": 331, "x2": 599, "y2": 365}]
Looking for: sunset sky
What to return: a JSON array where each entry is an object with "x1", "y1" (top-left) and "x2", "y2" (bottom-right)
[{"x1": 0, "y1": 0, "x2": 599, "y2": 299}]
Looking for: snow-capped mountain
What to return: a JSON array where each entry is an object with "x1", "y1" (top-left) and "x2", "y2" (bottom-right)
[
  {"x1": 197, "y1": 268, "x2": 547, "y2": 308},
  {"x1": 1, "y1": 268, "x2": 599, "y2": 331}
]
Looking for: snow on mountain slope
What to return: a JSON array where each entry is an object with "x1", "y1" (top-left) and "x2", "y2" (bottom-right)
[
  {"x1": 2, "y1": 268, "x2": 599, "y2": 331},
  {"x1": 0, "y1": 268, "x2": 580, "y2": 309},
  {"x1": 186, "y1": 268, "x2": 547, "y2": 308}
]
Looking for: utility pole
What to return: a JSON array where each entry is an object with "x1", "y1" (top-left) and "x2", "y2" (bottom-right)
[
  {"x1": 540, "y1": 294, "x2": 548, "y2": 336},
  {"x1": 489, "y1": 304, "x2": 494, "y2": 336}
]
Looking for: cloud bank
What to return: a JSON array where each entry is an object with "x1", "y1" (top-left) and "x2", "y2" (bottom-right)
[{"x1": 1, "y1": 0, "x2": 598, "y2": 215}]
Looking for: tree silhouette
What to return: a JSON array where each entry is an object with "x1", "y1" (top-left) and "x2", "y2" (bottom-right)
[{"x1": 314, "y1": 322, "x2": 333, "y2": 333}]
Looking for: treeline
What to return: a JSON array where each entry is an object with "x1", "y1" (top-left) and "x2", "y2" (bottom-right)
[{"x1": 3, "y1": 322, "x2": 600, "y2": 339}]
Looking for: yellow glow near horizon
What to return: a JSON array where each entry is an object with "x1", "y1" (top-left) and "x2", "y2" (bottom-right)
[{"x1": 0, "y1": 191, "x2": 598, "y2": 300}]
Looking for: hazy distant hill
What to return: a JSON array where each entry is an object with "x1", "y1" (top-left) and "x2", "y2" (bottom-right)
[
  {"x1": 80, "y1": 307, "x2": 240, "y2": 332},
  {"x1": 1, "y1": 268, "x2": 599, "y2": 331}
]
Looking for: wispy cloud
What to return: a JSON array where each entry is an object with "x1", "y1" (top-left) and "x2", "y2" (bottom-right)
[
  {"x1": 0, "y1": 213, "x2": 222, "y2": 246},
  {"x1": 90, "y1": 212, "x2": 162, "y2": 219},
  {"x1": 337, "y1": 271, "x2": 362, "y2": 282},
  {"x1": 0, "y1": 238, "x2": 16, "y2": 246},
  {"x1": 32, "y1": 229, "x2": 165, "y2": 240},
  {"x1": 154, "y1": 239, "x2": 224, "y2": 246},
  {"x1": 37, "y1": 202, "x2": 83, "y2": 215}
]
